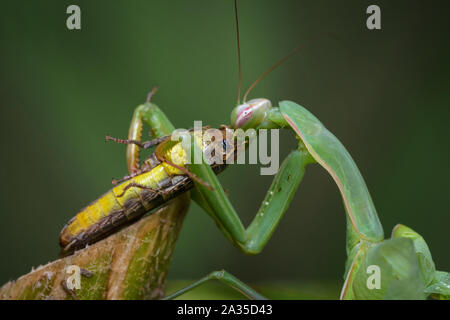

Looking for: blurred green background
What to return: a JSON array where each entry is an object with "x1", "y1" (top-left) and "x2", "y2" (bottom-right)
[{"x1": 0, "y1": 0, "x2": 449, "y2": 298}]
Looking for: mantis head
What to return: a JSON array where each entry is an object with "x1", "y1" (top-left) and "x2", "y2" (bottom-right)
[
  {"x1": 230, "y1": 0, "x2": 299, "y2": 131},
  {"x1": 231, "y1": 98, "x2": 272, "y2": 130}
]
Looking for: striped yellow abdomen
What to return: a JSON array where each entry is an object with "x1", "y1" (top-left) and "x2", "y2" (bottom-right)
[
  {"x1": 59, "y1": 163, "x2": 173, "y2": 249},
  {"x1": 59, "y1": 134, "x2": 213, "y2": 254}
]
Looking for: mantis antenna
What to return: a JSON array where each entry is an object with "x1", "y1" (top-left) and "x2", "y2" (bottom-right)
[
  {"x1": 234, "y1": 1, "x2": 336, "y2": 103},
  {"x1": 232, "y1": 0, "x2": 303, "y2": 103},
  {"x1": 243, "y1": 46, "x2": 303, "y2": 103},
  {"x1": 242, "y1": 30, "x2": 340, "y2": 103},
  {"x1": 234, "y1": 0, "x2": 242, "y2": 104}
]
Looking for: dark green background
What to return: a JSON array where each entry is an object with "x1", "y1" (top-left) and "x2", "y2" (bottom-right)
[{"x1": 1, "y1": 0, "x2": 449, "y2": 297}]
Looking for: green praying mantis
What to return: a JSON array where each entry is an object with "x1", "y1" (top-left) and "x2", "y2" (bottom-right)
[
  {"x1": 163, "y1": 97, "x2": 450, "y2": 299},
  {"x1": 56, "y1": 1, "x2": 448, "y2": 300},
  {"x1": 159, "y1": 1, "x2": 449, "y2": 300},
  {"x1": 119, "y1": 93, "x2": 449, "y2": 300}
]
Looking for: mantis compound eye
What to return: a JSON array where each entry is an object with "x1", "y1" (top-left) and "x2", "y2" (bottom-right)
[{"x1": 231, "y1": 98, "x2": 272, "y2": 130}]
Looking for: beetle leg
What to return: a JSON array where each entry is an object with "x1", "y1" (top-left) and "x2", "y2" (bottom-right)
[
  {"x1": 116, "y1": 182, "x2": 160, "y2": 198},
  {"x1": 155, "y1": 153, "x2": 214, "y2": 191},
  {"x1": 111, "y1": 168, "x2": 149, "y2": 186},
  {"x1": 105, "y1": 135, "x2": 169, "y2": 149}
]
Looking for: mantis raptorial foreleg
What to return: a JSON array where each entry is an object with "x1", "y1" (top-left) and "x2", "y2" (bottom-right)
[
  {"x1": 125, "y1": 87, "x2": 175, "y2": 174},
  {"x1": 106, "y1": 88, "x2": 176, "y2": 184},
  {"x1": 188, "y1": 143, "x2": 313, "y2": 253}
]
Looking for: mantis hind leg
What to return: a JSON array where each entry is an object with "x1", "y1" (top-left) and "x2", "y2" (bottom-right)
[{"x1": 163, "y1": 270, "x2": 267, "y2": 300}]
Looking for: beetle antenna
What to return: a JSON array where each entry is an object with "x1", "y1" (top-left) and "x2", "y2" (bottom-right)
[
  {"x1": 243, "y1": 46, "x2": 302, "y2": 102},
  {"x1": 234, "y1": 0, "x2": 242, "y2": 105}
]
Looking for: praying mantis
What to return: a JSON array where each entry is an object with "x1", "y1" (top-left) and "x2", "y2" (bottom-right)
[
  {"x1": 57, "y1": 0, "x2": 449, "y2": 300},
  {"x1": 165, "y1": 97, "x2": 449, "y2": 299},
  {"x1": 162, "y1": 1, "x2": 449, "y2": 300},
  {"x1": 111, "y1": 93, "x2": 449, "y2": 300}
]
